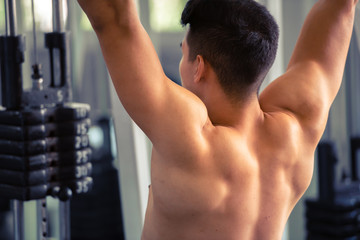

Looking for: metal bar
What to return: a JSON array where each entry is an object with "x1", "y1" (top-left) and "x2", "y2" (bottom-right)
[
  {"x1": 37, "y1": 199, "x2": 48, "y2": 240},
  {"x1": 4, "y1": 0, "x2": 17, "y2": 36},
  {"x1": 31, "y1": 0, "x2": 38, "y2": 64},
  {"x1": 13, "y1": 200, "x2": 24, "y2": 240},
  {"x1": 59, "y1": 200, "x2": 71, "y2": 240},
  {"x1": 52, "y1": 0, "x2": 64, "y2": 32},
  {"x1": 1, "y1": 0, "x2": 23, "y2": 109},
  {"x1": 4, "y1": 0, "x2": 9, "y2": 35}
]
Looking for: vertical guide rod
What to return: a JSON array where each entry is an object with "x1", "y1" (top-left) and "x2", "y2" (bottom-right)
[
  {"x1": 53, "y1": 1, "x2": 71, "y2": 237},
  {"x1": 37, "y1": 199, "x2": 48, "y2": 240},
  {"x1": 4, "y1": 0, "x2": 17, "y2": 36},
  {"x1": 50, "y1": 0, "x2": 66, "y2": 89},
  {"x1": 13, "y1": 200, "x2": 24, "y2": 240},
  {"x1": 1, "y1": 0, "x2": 24, "y2": 109},
  {"x1": 31, "y1": 0, "x2": 38, "y2": 64},
  {"x1": 4, "y1": 1, "x2": 24, "y2": 237},
  {"x1": 59, "y1": 201, "x2": 71, "y2": 240},
  {"x1": 4, "y1": 1, "x2": 24, "y2": 239},
  {"x1": 52, "y1": 0, "x2": 64, "y2": 32}
]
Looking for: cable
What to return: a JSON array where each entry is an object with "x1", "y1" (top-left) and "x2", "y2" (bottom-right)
[
  {"x1": 31, "y1": 0, "x2": 38, "y2": 65},
  {"x1": 30, "y1": 0, "x2": 44, "y2": 91}
]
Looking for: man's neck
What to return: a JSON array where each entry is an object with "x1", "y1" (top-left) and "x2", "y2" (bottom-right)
[{"x1": 205, "y1": 93, "x2": 264, "y2": 129}]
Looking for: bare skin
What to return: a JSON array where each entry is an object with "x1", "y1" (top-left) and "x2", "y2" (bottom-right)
[{"x1": 77, "y1": 0, "x2": 358, "y2": 239}]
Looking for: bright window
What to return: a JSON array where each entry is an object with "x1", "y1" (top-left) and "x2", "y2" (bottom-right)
[
  {"x1": 80, "y1": 12, "x2": 92, "y2": 31},
  {"x1": 149, "y1": 0, "x2": 187, "y2": 32},
  {"x1": 0, "y1": 2, "x2": 4, "y2": 32},
  {"x1": 0, "y1": 1, "x2": 67, "y2": 34},
  {"x1": 22, "y1": 0, "x2": 68, "y2": 32}
]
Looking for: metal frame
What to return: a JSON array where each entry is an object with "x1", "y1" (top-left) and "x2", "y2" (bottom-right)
[{"x1": 4, "y1": 0, "x2": 17, "y2": 36}]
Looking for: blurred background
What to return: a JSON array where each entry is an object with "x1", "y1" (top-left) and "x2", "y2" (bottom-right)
[{"x1": 0, "y1": 0, "x2": 359, "y2": 239}]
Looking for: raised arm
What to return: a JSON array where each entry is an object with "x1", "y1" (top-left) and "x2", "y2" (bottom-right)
[
  {"x1": 77, "y1": 1, "x2": 208, "y2": 154},
  {"x1": 260, "y1": 0, "x2": 358, "y2": 143}
]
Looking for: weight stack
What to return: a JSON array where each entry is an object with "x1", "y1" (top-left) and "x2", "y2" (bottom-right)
[
  {"x1": 71, "y1": 117, "x2": 125, "y2": 240},
  {"x1": 305, "y1": 142, "x2": 360, "y2": 240},
  {"x1": 0, "y1": 103, "x2": 93, "y2": 201},
  {"x1": 306, "y1": 193, "x2": 360, "y2": 239}
]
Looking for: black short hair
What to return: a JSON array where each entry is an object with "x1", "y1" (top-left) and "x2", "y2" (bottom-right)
[{"x1": 181, "y1": 0, "x2": 279, "y2": 101}]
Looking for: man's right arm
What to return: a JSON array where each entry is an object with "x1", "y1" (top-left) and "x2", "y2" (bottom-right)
[
  {"x1": 77, "y1": 0, "x2": 211, "y2": 164},
  {"x1": 260, "y1": 0, "x2": 358, "y2": 145}
]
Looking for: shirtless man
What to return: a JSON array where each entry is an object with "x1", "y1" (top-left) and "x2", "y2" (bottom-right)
[{"x1": 77, "y1": 0, "x2": 358, "y2": 239}]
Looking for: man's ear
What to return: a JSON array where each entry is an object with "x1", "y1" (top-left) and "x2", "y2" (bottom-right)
[{"x1": 194, "y1": 55, "x2": 205, "y2": 83}]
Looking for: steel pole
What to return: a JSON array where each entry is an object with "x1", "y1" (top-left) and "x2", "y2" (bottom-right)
[
  {"x1": 52, "y1": 0, "x2": 64, "y2": 32},
  {"x1": 4, "y1": 0, "x2": 17, "y2": 36}
]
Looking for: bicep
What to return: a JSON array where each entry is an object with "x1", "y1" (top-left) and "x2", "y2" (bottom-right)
[
  {"x1": 260, "y1": 0, "x2": 356, "y2": 145},
  {"x1": 259, "y1": 63, "x2": 331, "y2": 143},
  {"x1": 283, "y1": 0, "x2": 355, "y2": 105},
  {"x1": 276, "y1": 0, "x2": 355, "y2": 112}
]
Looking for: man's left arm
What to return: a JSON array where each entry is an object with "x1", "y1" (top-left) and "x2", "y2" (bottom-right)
[{"x1": 260, "y1": 0, "x2": 358, "y2": 145}]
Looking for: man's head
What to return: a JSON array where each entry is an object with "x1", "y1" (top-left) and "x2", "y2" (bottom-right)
[{"x1": 180, "y1": 0, "x2": 279, "y2": 101}]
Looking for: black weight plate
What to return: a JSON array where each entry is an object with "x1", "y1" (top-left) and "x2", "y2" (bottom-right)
[
  {"x1": 47, "y1": 163, "x2": 92, "y2": 181},
  {"x1": 0, "y1": 163, "x2": 91, "y2": 186},
  {"x1": 0, "y1": 124, "x2": 46, "y2": 141},
  {"x1": 46, "y1": 148, "x2": 92, "y2": 167},
  {"x1": 0, "y1": 139, "x2": 47, "y2": 156},
  {"x1": 307, "y1": 232, "x2": 358, "y2": 240},
  {"x1": 306, "y1": 220, "x2": 360, "y2": 237},
  {"x1": 0, "y1": 148, "x2": 91, "y2": 172},
  {"x1": 0, "y1": 118, "x2": 90, "y2": 142},
  {"x1": 0, "y1": 109, "x2": 47, "y2": 126},
  {"x1": 54, "y1": 177, "x2": 93, "y2": 195},
  {"x1": 0, "y1": 103, "x2": 90, "y2": 126},
  {"x1": 52, "y1": 103, "x2": 90, "y2": 122},
  {"x1": 0, "y1": 183, "x2": 47, "y2": 200},
  {"x1": 0, "y1": 168, "x2": 47, "y2": 186},
  {"x1": 0, "y1": 135, "x2": 90, "y2": 156},
  {"x1": 306, "y1": 199, "x2": 360, "y2": 212},
  {"x1": 46, "y1": 135, "x2": 90, "y2": 152},
  {"x1": 0, "y1": 178, "x2": 93, "y2": 201},
  {"x1": 46, "y1": 118, "x2": 91, "y2": 137},
  {"x1": 0, "y1": 154, "x2": 47, "y2": 171},
  {"x1": 46, "y1": 177, "x2": 93, "y2": 199},
  {"x1": 306, "y1": 208, "x2": 360, "y2": 224}
]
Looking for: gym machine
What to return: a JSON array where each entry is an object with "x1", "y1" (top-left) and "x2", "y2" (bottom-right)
[
  {"x1": 0, "y1": 0, "x2": 93, "y2": 239},
  {"x1": 305, "y1": 30, "x2": 360, "y2": 240},
  {"x1": 305, "y1": 141, "x2": 360, "y2": 240}
]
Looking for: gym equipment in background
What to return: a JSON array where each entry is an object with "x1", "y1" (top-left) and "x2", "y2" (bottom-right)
[
  {"x1": 306, "y1": 141, "x2": 360, "y2": 240},
  {"x1": 0, "y1": 0, "x2": 92, "y2": 239}
]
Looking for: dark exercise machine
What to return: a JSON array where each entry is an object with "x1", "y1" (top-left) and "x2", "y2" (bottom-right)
[
  {"x1": 0, "y1": 0, "x2": 126, "y2": 239},
  {"x1": 70, "y1": 117, "x2": 125, "y2": 240},
  {"x1": 0, "y1": 0, "x2": 93, "y2": 239},
  {"x1": 305, "y1": 139, "x2": 360, "y2": 240}
]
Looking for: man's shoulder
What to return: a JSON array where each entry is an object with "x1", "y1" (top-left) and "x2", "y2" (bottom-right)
[{"x1": 259, "y1": 64, "x2": 331, "y2": 147}]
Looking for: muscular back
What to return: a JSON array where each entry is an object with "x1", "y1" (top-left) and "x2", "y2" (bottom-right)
[
  {"x1": 142, "y1": 110, "x2": 315, "y2": 240},
  {"x1": 77, "y1": 0, "x2": 357, "y2": 239}
]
